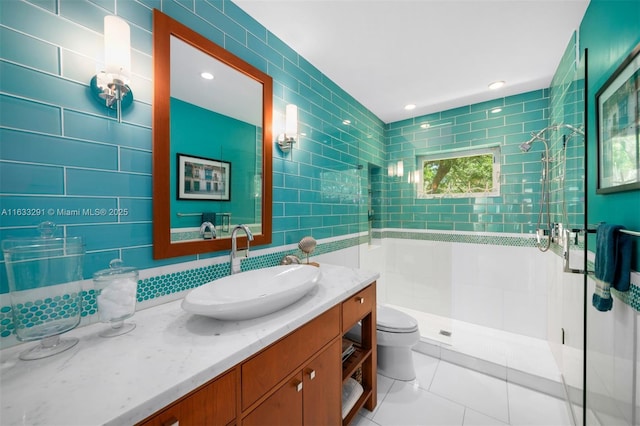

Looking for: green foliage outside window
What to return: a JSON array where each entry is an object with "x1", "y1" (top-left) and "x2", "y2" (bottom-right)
[{"x1": 418, "y1": 148, "x2": 499, "y2": 198}]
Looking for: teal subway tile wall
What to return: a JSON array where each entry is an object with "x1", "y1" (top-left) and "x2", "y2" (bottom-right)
[
  {"x1": 1, "y1": 0, "x2": 639, "y2": 347},
  {"x1": 0, "y1": 0, "x2": 385, "y2": 295},
  {"x1": 384, "y1": 89, "x2": 550, "y2": 234}
]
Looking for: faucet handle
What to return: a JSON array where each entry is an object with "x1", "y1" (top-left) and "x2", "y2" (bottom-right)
[{"x1": 199, "y1": 221, "x2": 216, "y2": 240}]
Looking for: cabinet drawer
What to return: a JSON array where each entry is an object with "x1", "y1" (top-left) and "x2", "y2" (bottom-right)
[
  {"x1": 342, "y1": 284, "x2": 375, "y2": 333},
  {"x1": 241, "y1": 305, "x2": 340, "y2": 410}
]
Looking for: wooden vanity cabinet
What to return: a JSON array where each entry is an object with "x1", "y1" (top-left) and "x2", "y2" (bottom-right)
[{"x1": 138, "y1": 282, "x2": 377, "y2": 426}]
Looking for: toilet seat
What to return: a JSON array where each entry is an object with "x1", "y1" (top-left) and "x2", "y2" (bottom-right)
[{"x1": 376, "y1": 305, "x2": 419, "y2": 333}]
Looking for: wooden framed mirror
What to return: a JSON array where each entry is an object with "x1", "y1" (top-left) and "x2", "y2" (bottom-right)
[{"x1": 152, "y1": 9, "x2": 272, "y2": 259}]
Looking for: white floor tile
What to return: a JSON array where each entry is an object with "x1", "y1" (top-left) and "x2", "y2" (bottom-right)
[
  {"x1": 429, "y1": 361, "x2": 509, "y2": 423},
  {"x1": 463, "y1": 408, "x2": 508, "y2": 425},
  {"x1": 508, "y1": 382, "x2": 572, "y2": 425},
  {"x1": 371, "y1": 380, "x2": 465, "y2": 426},
  {"x1": 359, "y1": 347, "x2": 575, "y2": 426},
  {"x1": 412, "y1": 351, "x2": 440, "y2": 389},
  {"x1": 351, "y1": 413, "x2": 381, "y2": 426},
  {"x1": 361, "y1": 373, "x2": 395, "y2": 419}
]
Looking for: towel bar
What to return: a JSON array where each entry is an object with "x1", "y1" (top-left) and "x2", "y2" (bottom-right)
[{"x1": 564, "y1": 227, "x2": 638, "y2": 275}]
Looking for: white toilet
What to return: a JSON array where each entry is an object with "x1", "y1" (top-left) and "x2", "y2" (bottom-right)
[{"x1": 376, "y1": 305, "x2": 420, "y2": 381}]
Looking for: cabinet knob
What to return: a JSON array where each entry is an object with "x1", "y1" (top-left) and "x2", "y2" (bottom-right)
[
  {"x1": 307, "y1": 369, "x2": 316, "y2": 380},
  {"x1": 161, "y1": 417, "x2": 179, "y2": 426},
  {"x1": 294, "y1": 380, "x2": 303, "y2": 392},
  {"x1": 356, "y1": 297, "x2": 365, "y2": 304}
]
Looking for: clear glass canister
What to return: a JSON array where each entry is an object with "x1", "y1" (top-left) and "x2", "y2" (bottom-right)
[
  {"x1": 1, "y1": 222, "x2": 85, "y2": 360},
  {"x1": 93, "y1": 259, "x2": 138, "y2": 337}
]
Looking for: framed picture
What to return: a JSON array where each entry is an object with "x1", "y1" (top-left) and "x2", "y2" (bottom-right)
[
  {"x1": 596, "y1": 42, "x2": 640, "y2": 194},
  {"x1": 177, "y1": 153, "x2": 231, "y2": 201}
]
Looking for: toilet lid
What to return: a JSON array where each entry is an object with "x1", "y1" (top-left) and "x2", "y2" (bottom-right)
[{"x1": 377, "y1": 305, "x2": 419, "y2": 333}]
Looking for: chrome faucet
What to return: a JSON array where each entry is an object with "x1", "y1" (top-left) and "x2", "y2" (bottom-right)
[
  {"x1": 199, "y1": 221, "x2": 216, "y2": 240},
  {"x1": 230, "y1": 224, "x2": 253, "y2": 274}
]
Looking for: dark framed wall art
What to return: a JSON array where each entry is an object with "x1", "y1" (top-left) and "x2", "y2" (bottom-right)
[
  {"x1": 596, "y1": 42, "x2": 640, "y2": 194},
  {"x1": 177, "y1": 153, "x2": 231, "y2": 201}
]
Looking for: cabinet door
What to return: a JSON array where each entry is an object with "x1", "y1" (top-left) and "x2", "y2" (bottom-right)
[
  {"x1": 303, "y1": 339, "x2": 341, "y2": 426},
  {"x1": 179, "y1": 369, "x2": 236, "y2": 425},
  {"x1": 140, "y1": 370, "x2": 236, "y2": 426},
  {"x1": 242, "y1": 373, "x2": 303, "y2": 426}
]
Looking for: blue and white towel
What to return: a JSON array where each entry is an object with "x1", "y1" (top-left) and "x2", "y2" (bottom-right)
[{"x1": 592, "y1": 223, "x2": 632, "y2": 312}]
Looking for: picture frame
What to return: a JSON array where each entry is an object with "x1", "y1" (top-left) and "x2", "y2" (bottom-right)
[
  {"x1": 596, "y1": 42, "x2": 640, "y2": 194},
  {"x1": 177, "y1": 153, "x2": 231, "y2": 201}
]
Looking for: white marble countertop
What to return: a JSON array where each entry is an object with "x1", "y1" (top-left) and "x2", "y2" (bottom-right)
[{"x1": 0, "y1": 264, "x2": 378, "y2": 426}]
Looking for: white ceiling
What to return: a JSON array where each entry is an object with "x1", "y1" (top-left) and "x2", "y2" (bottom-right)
[{"x1": 233, "y1": 0, "x2": 590, "y2": 124}]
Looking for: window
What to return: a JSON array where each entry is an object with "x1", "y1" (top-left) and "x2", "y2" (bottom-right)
[{"x1": 416, "y1": 146, "x2": 500, "y2": 198}]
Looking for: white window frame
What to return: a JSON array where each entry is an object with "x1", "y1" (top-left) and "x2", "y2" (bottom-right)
[{"x1": 416, "y1": 145, "x2": 501, "y2": 199}]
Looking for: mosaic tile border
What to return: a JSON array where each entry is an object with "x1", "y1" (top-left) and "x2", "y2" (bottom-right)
[
  {"x1": 372, "y1": 229, "x2": 539, "y2": 247},
  {"x1": 2, "y1": 231, "x2": 637, "y2": 344},
  {"x1": 612, "y1": 285, "x2": 640, "y2": 311},
  {"x1": 589, "y1": 257, "x2": 640, "y2": 312},
  {"x1": 0, "y1": 235, "x2": 365, "y2": 342}
]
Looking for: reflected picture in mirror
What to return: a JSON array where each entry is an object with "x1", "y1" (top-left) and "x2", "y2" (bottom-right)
[
  {"x1": 177, "y1": 153, "x2": 231, "y2": 201},
  {"x1": 152, "y1": 10, "x2": 273, "y2": 259}
]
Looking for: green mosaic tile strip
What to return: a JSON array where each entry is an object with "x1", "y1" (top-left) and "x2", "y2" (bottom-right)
[
  {"x1": 12, "y1": 293, "x2": 82, "y2": 332},
  {"x1": 137, "y1": 262, "x2": 230, "y2": 302},
  {"x1": 0, "y1": 290, "x2": 98, "y2": 338},
  {"x1": 3, "y1": 232, "x2": 637, "y2": 341},
  {"x1": 589, "y1": 257, "x2": 639, "y2": 311},
  {"x1": 0, "y1": 236, "x2": 365, "y2": 340},
  {"x1": 612, "y1": 285, "x2": 640, "y2": 311},
  {"x1": 170, "y1": 231, "x2": 201, "y2": 242},
  {"x1": 377, "y1": 230, "x2": 538, "y2": 247}
]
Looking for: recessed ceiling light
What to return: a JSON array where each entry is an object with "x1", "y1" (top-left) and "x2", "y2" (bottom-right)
[
  {"x1": 201, "y1": 72, "x2": 214, "y2": 80},
  {"x1": 343, "y1": 119, "x2": 351, "y2": 125},
  {"x1": 420, "y1": 123, "x2": 430, "y2": 129},
  {"x1": 404, "y1": 104, "x2": 416, "y2": 111},
  {"x1": 490, "y1": 108, "x2": 502, "y2": 114},
  {"x1": 488, "y1": 80, "x2": 505, "y2": 90}
]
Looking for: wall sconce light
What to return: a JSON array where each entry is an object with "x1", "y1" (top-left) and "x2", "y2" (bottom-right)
[
  {"x1": 387, "y1": 160, "x2": 404, "y2": 178},
  {"x1": 90, "y1": 16, "x2": 133, "y2": 122},
  {"x1": 276, "y1": 104, "x2": 298, "y2": 153}
]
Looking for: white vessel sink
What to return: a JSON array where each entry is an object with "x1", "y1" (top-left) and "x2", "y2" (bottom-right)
[{"x1": 181, "y1": 265, "x2": 321, "y2": 320}]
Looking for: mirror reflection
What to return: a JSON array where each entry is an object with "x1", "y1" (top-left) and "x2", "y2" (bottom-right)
[
  {"x1": 152, "y1": 10, "x2": 272, "y2": 259},
  {"x1": 169, "y1": 36, "x2": 263, "y2": 242}
]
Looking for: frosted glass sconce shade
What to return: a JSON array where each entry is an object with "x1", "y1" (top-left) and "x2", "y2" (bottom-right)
[
  {"x1": 90, "y1": 15, "x2": 133, "y2": 122},
  {"x1": 277, "y1": 104, "x2": 298, "y2": 153}
]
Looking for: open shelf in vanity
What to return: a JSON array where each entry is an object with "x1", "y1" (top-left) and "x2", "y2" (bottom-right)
[{"x1": 340, "y1": 284, "x2": 377, "y2": 426}]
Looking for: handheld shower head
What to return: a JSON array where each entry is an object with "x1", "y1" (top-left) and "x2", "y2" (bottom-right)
[{"x1": 519, "y1": 141, "x2": 533, "y2": 152}]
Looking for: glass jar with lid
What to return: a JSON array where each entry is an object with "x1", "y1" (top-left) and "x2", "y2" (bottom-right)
[
  {"x1": 1, "y1": 222, "x2": 84, "y2": 360},
  {"x1": 93, "y1": 259, "x2": 138, "y2": 337}
]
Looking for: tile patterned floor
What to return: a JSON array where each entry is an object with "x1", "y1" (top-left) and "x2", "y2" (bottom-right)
[{"x1": 352, "y1": 351, "x2": 572, "y2": 426}]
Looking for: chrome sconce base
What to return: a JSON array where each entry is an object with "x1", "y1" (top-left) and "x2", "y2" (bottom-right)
[
  {"x1": 276, "y1": 134, "x2": 296, "y2": 153},
  {"x1": 90, "y1": 74, "x2": 134, "y2": 122}
]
